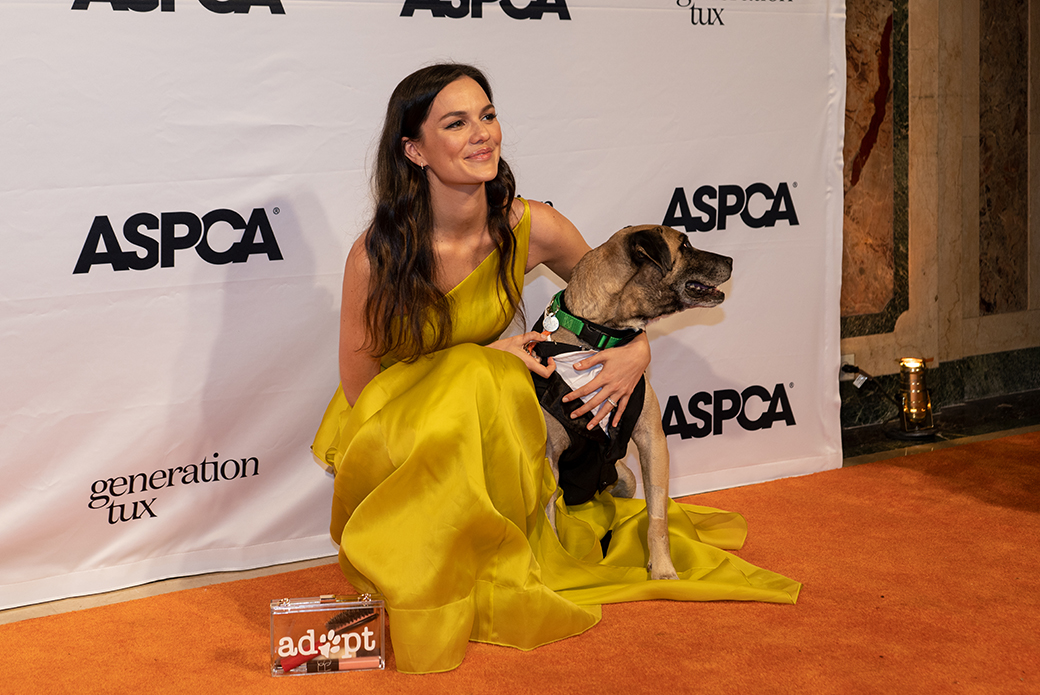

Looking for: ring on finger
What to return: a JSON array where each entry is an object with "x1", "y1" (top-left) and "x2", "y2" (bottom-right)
[{"x1": 606, "y1": 397, "x2": 618, "y2": 407}]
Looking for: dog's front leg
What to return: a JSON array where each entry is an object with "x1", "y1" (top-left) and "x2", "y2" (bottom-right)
[{"x1": 633, "y1": 384, "x2": 679, "y2": 580}]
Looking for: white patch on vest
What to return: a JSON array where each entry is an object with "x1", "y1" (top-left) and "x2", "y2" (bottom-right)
[{"x1": 551, "y1": 350, "x2": 609, "y2": 433}]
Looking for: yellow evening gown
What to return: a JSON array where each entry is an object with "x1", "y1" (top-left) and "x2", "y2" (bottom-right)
[{"x1": 312, "y1": 199, "x2": 800, "y2": 674}]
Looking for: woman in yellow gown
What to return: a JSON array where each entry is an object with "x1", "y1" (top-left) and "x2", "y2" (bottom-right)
[{"x1": 312, "y1": 63, "x2": 800, "y2": 674}]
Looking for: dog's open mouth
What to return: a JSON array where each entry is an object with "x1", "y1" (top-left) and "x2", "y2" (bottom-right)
[{"x1": 684, "y1": 280, "x2": 725, "y2": 306}]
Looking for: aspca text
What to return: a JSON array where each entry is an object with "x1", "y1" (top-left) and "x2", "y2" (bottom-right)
[
  {"x1": 74, "y1": 208, "x2": 283, "y2": 274},
  {"x1": 400, "y1": 0, "x2": 570, "y2": 19},
  {"x1": 663, "y1": 183, "x2": 799, "y2": 232},
  {"x1": 662, "y1": 383, "x2": 796, "y2": 439},
  {"x1": 72, "y1": 0, "x2": 285, "y2": 12}
]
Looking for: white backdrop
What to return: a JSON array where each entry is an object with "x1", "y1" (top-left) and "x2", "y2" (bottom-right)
[{"x1": 0, "y1": 0, "x2": 845, "y2": 610}]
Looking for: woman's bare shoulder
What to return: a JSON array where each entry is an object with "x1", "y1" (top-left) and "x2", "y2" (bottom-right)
[
  {"x1": 508, "y1": 197, "x2": 528, "y2": 227},
  {"x1": 344, "y1": 230, "x2": 372, "y2": 275},
  {"x1": 522, "y1": 200, "x2": 591, "y2": 279}
]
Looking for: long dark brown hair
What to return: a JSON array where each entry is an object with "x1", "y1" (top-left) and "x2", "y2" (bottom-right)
[{"x1": 363, "y1": 63, "x2": 522, "y2": 362}]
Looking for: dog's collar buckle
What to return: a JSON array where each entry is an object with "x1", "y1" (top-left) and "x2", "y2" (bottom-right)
[{"x1": 544, "y1": 291, "x2": 643, "y2": 350}]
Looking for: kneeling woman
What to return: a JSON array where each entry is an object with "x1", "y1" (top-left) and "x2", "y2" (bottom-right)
[{"x1": 312, "y1": 63, "x2": 800, "y2": 674}]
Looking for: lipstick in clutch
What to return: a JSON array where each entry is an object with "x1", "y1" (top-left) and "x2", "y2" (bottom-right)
[{"x1": 303, "y1": 657, "x2": 383, "y2": 673}]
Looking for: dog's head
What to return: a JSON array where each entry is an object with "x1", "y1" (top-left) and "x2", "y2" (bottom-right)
[
  {"x1": 567, "y1": 224, "x2": 733, "y2": 329},
  {"x1": 624, "y1": 224, "x2": 732, "y2": 311}
]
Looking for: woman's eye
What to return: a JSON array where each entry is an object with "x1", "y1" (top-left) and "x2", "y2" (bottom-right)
[
  {"x1": 483, "y1": 112, "x2": 497, "y2": 122},
  {"x1": 446, "y1": 120, "x2": 464, "y2": 129}
]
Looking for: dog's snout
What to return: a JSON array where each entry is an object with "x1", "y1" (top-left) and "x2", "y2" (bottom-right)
[
  {"x1": 694, "y1": 250, "x2": 732, "y2": 286},
  {"x1": 717, "y1": 254, "x2": 733, "y2": 283}
]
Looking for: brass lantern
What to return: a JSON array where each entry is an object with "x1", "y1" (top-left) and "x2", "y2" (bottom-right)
[{"x1": 898, "y1": 357, "x2": 935, "y2": 435}]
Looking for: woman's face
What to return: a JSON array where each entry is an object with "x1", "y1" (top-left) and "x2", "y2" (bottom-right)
[{"x1": 404, "y1": 76, "x2": 502, "y2": 189}]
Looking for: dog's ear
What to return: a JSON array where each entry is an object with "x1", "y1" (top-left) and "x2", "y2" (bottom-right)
[{"x1": 627, "y1": 227, "x2": 674, "y2": 275}]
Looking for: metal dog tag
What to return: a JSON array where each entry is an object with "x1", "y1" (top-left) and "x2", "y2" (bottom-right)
[{"x1": 543, "y1": 312, "x2": 560, "y2": 333}]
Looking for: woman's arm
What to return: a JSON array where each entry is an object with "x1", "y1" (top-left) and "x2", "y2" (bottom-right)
[
  {"x1": 524, "y1": 201, "x2": 652, "y2": 430},
  {"x1": 339, "y1": 237, "x2": 382, "y2": 407},
  {"x1": 525, "y1": 200, "x2": 590, "y2": 280}
]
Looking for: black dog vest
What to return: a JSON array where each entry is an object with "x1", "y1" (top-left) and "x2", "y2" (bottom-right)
[{"x1": 530, "y1": 340, "x2": 646, "y2": 505}]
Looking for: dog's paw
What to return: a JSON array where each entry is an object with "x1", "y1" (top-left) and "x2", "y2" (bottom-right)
[
  {"x1": 648, "y1": 562, "x2": 679, "y2": 581},
  {"x1": 609, "y1": 462, "x2": 638, "y2": 498}
]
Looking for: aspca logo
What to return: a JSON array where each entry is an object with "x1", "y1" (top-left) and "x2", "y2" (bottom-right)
[
  {"x1": 71, "y1": 0, "x2": 285, "y2": 13},
  {"x1": 88, "y1": 454, "x2": 260, "y2": 524},
  {"x1": 400, "y1": 0, "x2": 570, "y2": 19},
  {"x1": 663, "y1": 182, "x2": 799, "y2": 233},
  {"x1": 73, "y1": 208, "x2": 283, "y2": 274},
  {"x1": 662, "y1": 383, "x2": 796, "y2": 439}
]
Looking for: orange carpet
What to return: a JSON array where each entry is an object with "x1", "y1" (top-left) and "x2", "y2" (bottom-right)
[{"x1": 6, "y1": 431, "x2": 1039, "y2": 694}]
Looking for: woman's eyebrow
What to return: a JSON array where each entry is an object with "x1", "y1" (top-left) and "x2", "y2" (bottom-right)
[{"x1": 437, "y1": 104, "x2": 495, "y2": 122}]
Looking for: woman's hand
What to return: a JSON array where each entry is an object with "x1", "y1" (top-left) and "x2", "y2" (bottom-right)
[
  {"x1": 488, "y1": 331, "x2": 556, "y2": 379},
  {"x1": 562, "y1": 332, "x2": 651, "y2": 429}
]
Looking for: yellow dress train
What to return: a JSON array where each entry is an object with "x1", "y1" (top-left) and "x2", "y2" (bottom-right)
[{"x1": 312, "y1": 200, "x2": 800, "y2": 674}]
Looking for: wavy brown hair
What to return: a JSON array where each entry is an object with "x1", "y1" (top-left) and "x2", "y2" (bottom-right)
[{"x1": 363, "y1": 63, "x2": 522, "y2": 362}]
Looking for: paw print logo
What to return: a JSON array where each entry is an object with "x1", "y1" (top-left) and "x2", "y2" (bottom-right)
[{"x1": 317, "y1": 629, "x2": 343, "y2": 658}]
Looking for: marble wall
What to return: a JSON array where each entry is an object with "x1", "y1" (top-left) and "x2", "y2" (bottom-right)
[
  {"x1": 840, "y1": 0, "x2": 1040, "y2": 427},
  {"x1": 978, "y1": 0, "x2": 1028, "y2": 316},
  {"x1": 843, "y1": 0, "x2": 896, "y2": 317},
  {"x1": 841, "y1": 0, "x2": 908, "y2": 339}
]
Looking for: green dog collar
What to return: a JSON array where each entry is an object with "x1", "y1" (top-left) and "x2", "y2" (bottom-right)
[{"x1": 543, "y1": 291, "x2": 643, "y2": 350}]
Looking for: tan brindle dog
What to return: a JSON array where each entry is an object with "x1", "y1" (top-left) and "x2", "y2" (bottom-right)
[{"x1": 536, "y1": 224, "x2": 732, "y2": 580}]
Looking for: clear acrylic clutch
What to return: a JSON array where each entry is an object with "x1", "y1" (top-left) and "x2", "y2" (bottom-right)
[{"x1": 270, "y1": 594, "x2": 386, "y2": 676}]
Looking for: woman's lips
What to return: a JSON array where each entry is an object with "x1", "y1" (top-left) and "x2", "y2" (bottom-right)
[{"x1": 467, "y1": 148, "x2": 495, "y2": 161}]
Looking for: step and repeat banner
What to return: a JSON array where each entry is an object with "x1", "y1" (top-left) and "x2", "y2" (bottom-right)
[{"x1": 0, "y1": 0, "x2": 845, "y2": 609}]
